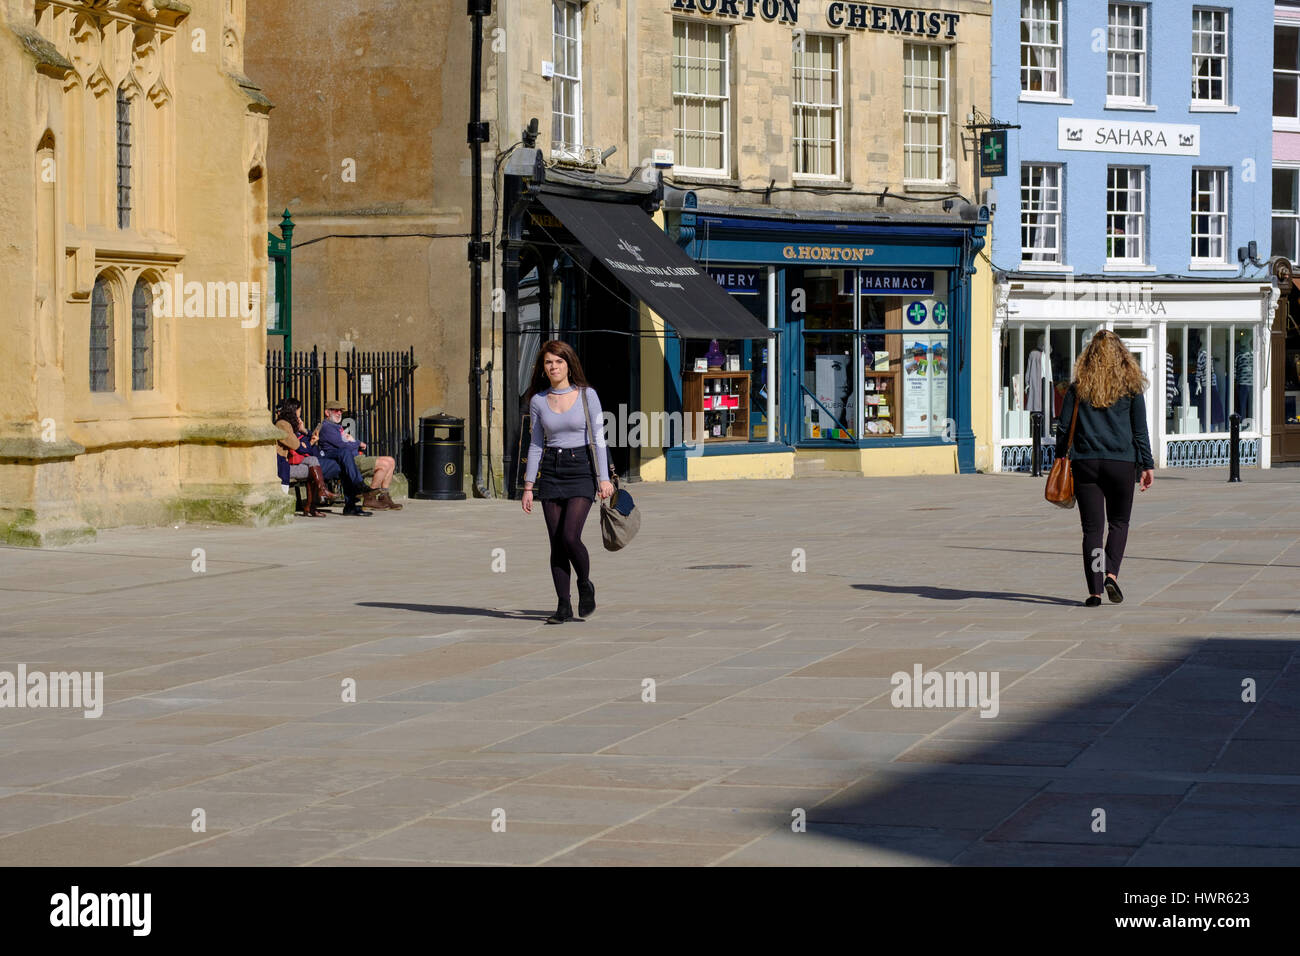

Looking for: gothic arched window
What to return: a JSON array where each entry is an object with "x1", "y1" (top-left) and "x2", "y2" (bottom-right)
[
  {"x1": 91, "y1": 274, "x2": 115, "y2": 392},
  {"x1": 132, "y1": 278, "x2": 153, "y2": 390}
]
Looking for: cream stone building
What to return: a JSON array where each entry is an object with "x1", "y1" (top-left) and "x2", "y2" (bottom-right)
[
  {"x1": 495, "y1": 0, "x2": 996, "y2": 490},
  {"x1": 0, "y1": 0, "x2": 287, "y2": 545}
]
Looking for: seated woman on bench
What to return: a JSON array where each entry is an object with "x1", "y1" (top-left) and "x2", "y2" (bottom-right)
[{"x1": 274, "y1": 398, "x2": 338, "y2": 517}]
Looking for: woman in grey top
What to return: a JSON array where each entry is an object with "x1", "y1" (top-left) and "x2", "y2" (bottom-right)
[
  {"x1": 1054, "y1": 330, "x2": 1156, "y2": 607},
  {"x1": 521, "y1": 341, "x2": 613, "y2": 624}
]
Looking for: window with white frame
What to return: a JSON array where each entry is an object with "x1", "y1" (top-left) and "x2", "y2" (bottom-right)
[
  {"x1": 551, "y1": 1, "x2": 582, "y2": 158},
  {"x1": 1273, "y1": 166, "x2": 1299, "y2": 261},
  {"x1": 1190, "y1": 168, "x2": 1228, "y2": 264},
  {"x1": 792, "y1": 34, "x2": 842, "y2": 178},
  {"x1": 1020, "y1": 0, "x2": 1062, "y2": 96},
  {"x1": 903, "y1": 44, "x2": 947, "y2": 183},
  {"x1": 1107, "y1": 4, "x2": 1147, "y2": 105},
  {"x1": 1191, "y1": 8, "x2": 1228, "y2": 105},
  {"x1": 1021, "y1": 164, "x2": 1062, "y2": 263},
  {"x1": 1106, "y1": 166, "x2": 1146, "y2": 264},
  {"x1": 1276, "y1": 25, "x2": 1300, "y2": 125},
  {"x1": 673, "y1": 19, "x2": 729, "y2": 173}
]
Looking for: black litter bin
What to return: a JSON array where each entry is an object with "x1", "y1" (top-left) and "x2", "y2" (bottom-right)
[{"x1": 414, "y1": 413, "x2": 466, "y2": 500}]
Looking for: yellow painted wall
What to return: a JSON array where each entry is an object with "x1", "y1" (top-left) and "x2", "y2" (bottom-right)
[
  {"x1": 687, "y1": 452, "x2": 795, "y2": 481},
  {"x1": 812, "y1": 445, "x2": 959, "y2": 476},
  {"x1": 638, "y1": 211, "x2": 671, "y2": 482},
  {"x1": 971, "y1": 222, "x2": 995, "y2": 473}
]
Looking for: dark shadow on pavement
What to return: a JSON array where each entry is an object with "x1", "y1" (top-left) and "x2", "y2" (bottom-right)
[
  {"x1": 773, "y1": 637, "x2": 1300, "y2": 866},
  {"x1": 852, "y1": 583, "x2": 1079, "y2": 607},
  {"x1": 357, "y1": 602, "x2": 561, "y2": 622},
  {"x1": 952, "y1": 544, "x2": 1300, "y2": 571}
]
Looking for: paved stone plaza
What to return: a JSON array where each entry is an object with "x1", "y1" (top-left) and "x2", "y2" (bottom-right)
[{"x1": 0, "y1": 468, "x2": 1297, "y2": 866}]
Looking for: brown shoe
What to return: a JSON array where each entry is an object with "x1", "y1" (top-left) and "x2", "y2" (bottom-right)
[
  {"x1": 362, "y1": 491, "x2": 391, "y2": 511},
  {"x1": 379, "y1": 490, "x2": 403, "y2": 511}
]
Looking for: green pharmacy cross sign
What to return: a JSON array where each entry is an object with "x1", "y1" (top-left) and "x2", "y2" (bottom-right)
[{"x1": 979, "y1": 130, "x2": 1007, "y2": 178}]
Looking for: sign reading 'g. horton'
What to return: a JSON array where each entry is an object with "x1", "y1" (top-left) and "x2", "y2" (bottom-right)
[{"x1": 670, "y1": 0, "x2": 962, "y2": 37}]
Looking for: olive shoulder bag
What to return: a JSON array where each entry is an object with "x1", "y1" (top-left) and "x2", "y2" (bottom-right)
[{"x1": 581, "y1": 388, "x2": 641, "y2": 551}]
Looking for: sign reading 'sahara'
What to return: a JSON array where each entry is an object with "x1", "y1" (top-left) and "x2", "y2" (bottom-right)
[{"x1": 1057, "y1": 118, "x2": 1201, "y2": 157}]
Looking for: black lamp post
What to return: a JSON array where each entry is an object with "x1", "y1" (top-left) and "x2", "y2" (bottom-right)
[{"x1": 467, "y1": 0, "x2": 492, "y2": 496}]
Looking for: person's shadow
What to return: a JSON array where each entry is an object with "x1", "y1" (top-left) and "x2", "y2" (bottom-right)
[
  {"x1": 357, "y1": 602, "x2": 568, "y2": 622},
  {"x1": 851, "y1": 584, "x2": 1078, "y2": 607}
]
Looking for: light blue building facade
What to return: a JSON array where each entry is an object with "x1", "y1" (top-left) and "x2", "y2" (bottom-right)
[{"x1": 990, "y1": 0, "x2": 1278, "y2": 469}]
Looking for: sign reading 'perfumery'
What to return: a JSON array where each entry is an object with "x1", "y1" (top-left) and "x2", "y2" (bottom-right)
[{"x1": 668, "y1": 0, "x2": 962, "y2": 37}]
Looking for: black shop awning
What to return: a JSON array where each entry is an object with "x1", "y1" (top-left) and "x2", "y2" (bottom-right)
[{"x1": 538, "y1": 192, "x2": 772, "y2": 340}]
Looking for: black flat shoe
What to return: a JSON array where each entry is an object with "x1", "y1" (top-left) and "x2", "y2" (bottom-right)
[
  {"x1": 1083, "y1": 595, "x2": 1102, "y2": 607},
  {"x1": 545, "y1": 600, "x2": 573, "y2": 625},
  {"x1": 1104, "y1": 577, "x2": 1124, "y2": 604},
  {"x1": 577, "y1": 579, "x2": 596, "y2": 617},
  {"x1": 341, "y1": 506, "x2": 373, "y2": 516}
]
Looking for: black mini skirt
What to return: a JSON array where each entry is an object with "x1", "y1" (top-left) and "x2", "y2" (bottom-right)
[{"x1": 534, "y1": 446, "x2": 597, "y2": 500}]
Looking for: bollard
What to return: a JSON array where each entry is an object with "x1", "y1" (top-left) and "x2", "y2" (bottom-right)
[
  {"x1": 1228, "y1": 412, "x2": 1241, "y2": 483},
  {"x1": 1030, "y1": 411, "x2": 1043, "y2": 478}
]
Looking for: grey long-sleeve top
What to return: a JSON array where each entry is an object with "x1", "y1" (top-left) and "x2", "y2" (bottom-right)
[
  {"x1": 1055, "y1": 385, "x2": 1155, "y2": 471},
  {"x1": 524, "y1": 387, "x2": 610, "y2": 484}
]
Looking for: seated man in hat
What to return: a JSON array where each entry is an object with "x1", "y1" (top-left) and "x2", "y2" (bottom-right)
[{"x1": 314, "y1": 400, "x2": 374, "y2": 516}]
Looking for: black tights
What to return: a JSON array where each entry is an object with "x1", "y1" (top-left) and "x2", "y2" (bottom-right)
[
  {"x1": 1073, "y1": 458, "x2": 1137, "y2": 596},
  {"x1": 542, "y1": 496, "x2": 593, "y2": 602}
]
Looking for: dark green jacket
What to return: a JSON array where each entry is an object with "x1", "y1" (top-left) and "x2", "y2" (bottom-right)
[{"x1": 1055, "y1": 386, "x2": 1155, "y2": 470}]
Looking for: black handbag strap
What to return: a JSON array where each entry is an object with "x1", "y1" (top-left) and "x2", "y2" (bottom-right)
[{"x1": 1063, "y1": 386, "x2": 1080, "y2": 456}]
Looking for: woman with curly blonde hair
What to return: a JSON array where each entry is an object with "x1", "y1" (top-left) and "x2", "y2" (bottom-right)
[{"x1": 1055, "y1": 330, "x2": 1155, "y2": 607}]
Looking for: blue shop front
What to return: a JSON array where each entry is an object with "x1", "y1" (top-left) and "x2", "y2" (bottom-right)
[{"x1": 653, "y1": 200, "x2": 988, "y2": 480}]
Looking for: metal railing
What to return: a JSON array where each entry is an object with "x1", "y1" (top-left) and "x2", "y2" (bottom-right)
[{"x1": 267, "y1": 347, "x2": 418, "y2": 470}]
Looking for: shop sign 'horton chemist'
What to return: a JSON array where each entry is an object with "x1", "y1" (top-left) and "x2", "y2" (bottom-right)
[{"x1": 668, "y1": 0, "x2": 962, "y2": 38}]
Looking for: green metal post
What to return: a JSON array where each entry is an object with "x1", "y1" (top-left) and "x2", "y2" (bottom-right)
[{"x1": 279, "y1": 209, "x2": 294, "y2": 359}]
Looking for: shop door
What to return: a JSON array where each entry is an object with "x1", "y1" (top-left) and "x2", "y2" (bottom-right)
[{"x1": 1127, "y1": 340, "x2": 1156, "y2": 447}]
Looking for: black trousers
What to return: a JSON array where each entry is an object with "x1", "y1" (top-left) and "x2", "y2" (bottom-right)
[{"x1": 1073, "y1": 458, "x2": 1137, "y2": 595}]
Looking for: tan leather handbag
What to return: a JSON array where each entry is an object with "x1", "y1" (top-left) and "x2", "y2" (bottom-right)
[{"x1": 1044, "y1": 393, "x2": 1080, "y2": 509}]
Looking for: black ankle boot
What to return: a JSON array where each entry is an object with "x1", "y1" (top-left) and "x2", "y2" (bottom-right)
[
  {"x1": 577, "y1": 579, "x2": 596, "y2": 617},
  {"x1": 546, "y1": 599, "x2": 573, "y2": 625}
]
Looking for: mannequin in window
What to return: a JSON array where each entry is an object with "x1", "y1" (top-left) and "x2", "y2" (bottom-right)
[
  {"x1": 1234, "y1": 335, "x2": 1253, "y2": 422},
  {"x1": 1165, "y1": 343, "x2": 1179, "y2": 419},
  {"x1": 1192, "y1": 331, "x2": 1211, "y2": 430},
  {"x1": 1025, "y1": 335, "x2": 1050, "y2": 415}
]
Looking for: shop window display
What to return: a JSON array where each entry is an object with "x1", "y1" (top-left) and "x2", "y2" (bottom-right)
[
  {"x1": 999, "y1": 322, "x2": 1096, "y2": 441},
  {"x1": 794, "y1": 268, "x2": 950, "y2": 441},
  {"x1": 1166, "y1": 324, "x2": 1255, "y2": 435},
  {"x1": 682, "y1": 268, "x2": 772, "y2": 442}
]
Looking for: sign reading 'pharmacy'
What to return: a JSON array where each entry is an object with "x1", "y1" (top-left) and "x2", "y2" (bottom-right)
[{"x1": 1057, "y1": 118, "x2": 1201, "y2": 156}]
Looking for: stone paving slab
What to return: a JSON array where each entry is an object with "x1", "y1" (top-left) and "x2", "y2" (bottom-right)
[{"x1": 0, "y1": 468, "x2": 1297, "y2": 865}]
